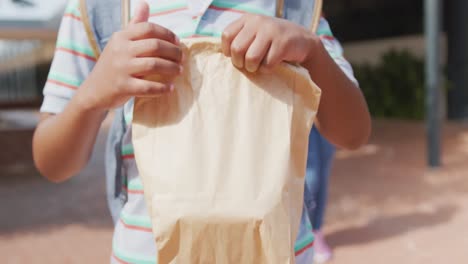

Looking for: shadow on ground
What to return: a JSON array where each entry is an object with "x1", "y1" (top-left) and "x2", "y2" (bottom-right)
[
  {"x1": 324, "y1": 120, "x2": 468, "y2": 249},
  {"x1": 1, "y1": 118, "x2": 468, "y2": 264},
  {"x1": 327, "y1": 204, "x2": 457, "y2": 247},
  {"x1": 0, "y1": 128, "x2": 113, "y2": 236}
]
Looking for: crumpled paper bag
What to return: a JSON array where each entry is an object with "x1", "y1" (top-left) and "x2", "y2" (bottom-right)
[{"x1": 132, "y1": 37, "x2": 321, "y2": 264}]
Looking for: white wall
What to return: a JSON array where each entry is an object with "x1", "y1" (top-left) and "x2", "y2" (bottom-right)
[
  {"x1": 342, "y1": 34, "x2": 447, "y2": 66},
  {"x1": 0, "y1": 0, "x2": 66, "y2": 23}
]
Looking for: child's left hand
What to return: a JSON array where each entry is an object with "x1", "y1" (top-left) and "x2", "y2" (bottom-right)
[{"x1": 222, "y1": 14, "x2": 319, "y2": 73}]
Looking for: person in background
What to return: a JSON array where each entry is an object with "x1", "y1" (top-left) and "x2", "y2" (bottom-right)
[
  {"x1": 305, "y1": 126, "x2": 336, "y2": 263},
  {"x1": 305, "y1": 14, "x2": 354, "y2": 262}
]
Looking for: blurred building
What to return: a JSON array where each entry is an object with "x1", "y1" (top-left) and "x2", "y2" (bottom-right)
[
  {"x1": 325, "y1": 0, "x2": 468, "y2": 120},
  {"x1": 0, "y1": 0, "x2": 66, "y2": 107},
  {"x1": 1, "y1": 0, "x2": 467, "y2": 119}
]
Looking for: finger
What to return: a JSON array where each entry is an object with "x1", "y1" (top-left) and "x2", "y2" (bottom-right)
[
  {"x1": 131, "y1": 39, "x2": 183, "y2": 62},
  {"x1": 126, "y1": 22, "x2": 180, "y2": 45},
  {"x1": 126, "y1": 78, "x2": 174, "y2": 97},
  {"x1": 129, "y1": 1, "x2": 150, "y2": 24},
  {"x1": 221, "y1": 17, "x2": 245, "y2": 57},
  {"x1": 129, "y1": 57, "x2": 183, "y2": 77},
  {"x1": 244, "y1": 34, "x2": 272, "y2": 73},
  {"x1": 230, "y1": 26, "x2": 256, "y2": 69},
  {"x1": 262, "y1": 40, "x2": 284, "y2": 71}
]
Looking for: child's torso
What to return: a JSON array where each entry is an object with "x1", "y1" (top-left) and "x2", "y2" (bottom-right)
[
  {"x1": 129, "y1": 0, "x2": 277, "y2": 38},
  {"x1": 112, "y1": 1, "x2": 315, "y2": 263}
]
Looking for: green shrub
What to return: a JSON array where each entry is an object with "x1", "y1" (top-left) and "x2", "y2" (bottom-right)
[{"x1": 352, "y1": 49, "x2": 442, "y2": 120}]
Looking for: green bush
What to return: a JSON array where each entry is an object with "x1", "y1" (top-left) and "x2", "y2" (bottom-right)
[{"x1": 353, "y1": 49, "x2": 437, "y2": 120}]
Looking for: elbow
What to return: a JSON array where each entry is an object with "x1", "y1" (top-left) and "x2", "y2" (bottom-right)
[
  {"x1": 33, "y1": 153, "x2": 70, "y2": 184},
  {"x1": 33, "y1": 147, "x2": 87, "y2": 183},
  {"x1": 341, "y1": 130, "x2": 370, "y2": 150},
  {"x1": 32, "y1": 134, "x2": 75, "y2": 184},
  {"x1": 42, "y1": 173, "x2": 69, "y2": 184},
  {"x1": 340, "y1": 116, "x2": 372, "y2": 151}
]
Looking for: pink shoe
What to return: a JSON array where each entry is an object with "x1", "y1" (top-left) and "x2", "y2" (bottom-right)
[{"x1": 313, "y1": 230, "x2": 333, "y2": 263}]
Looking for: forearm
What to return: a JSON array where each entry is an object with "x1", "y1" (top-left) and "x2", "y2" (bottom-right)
[
  {"x1": 303, "y1": 40, "x2": 371, "y2": 150},
  {"x1": 33, "y1": 85, "x2": 106, "y2": 182}
]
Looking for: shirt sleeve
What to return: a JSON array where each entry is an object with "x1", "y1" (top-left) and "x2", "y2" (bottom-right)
[
  {"x1": 316, "y1": 17, "x2": 359, "y2": 86},
  {"x1": 40, "y1": 0, "x2": 97, "y2": 114}
]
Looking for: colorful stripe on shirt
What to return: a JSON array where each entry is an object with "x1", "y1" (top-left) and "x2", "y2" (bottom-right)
[
  {"x1": 56, "y1": 41, "x2": 97, "y2": 62},
  {"x1": 122, "y1": 144, "x2": 135, "y2": 160},
  {"x1": 64, "y1": 12, "x2": 81, "y2": 21},
  {"x1": 63, "y1": 0, "x2": 81, "y2": 21},
  {"x1": 179, "y1": 30, "x2": 223, "y2": 39},
  {"x1": 125, "y1": 178, "x2": 144, "y2": 194},
  {"x1": 209, "y1": 0, "x2": 270, "y2": 15},
  {"x1": 294, "y1": 231, "x2": 315, "y2": 256},
  {"x1": 47, "y1": 72, "x2": 82, "y2": 90},
  {"x1": 120, "y1": 211, "x2": 152, "y2": 232},
  {"x1": 150, "y1": 1, "x2": 188, "y2": 17},
  {"x1": 113, "y1": 243, "x2": 156, "y2": 264}
]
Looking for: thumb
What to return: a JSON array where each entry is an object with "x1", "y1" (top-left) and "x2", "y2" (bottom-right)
[{"x1": 130, "y1": 1, "x2": 150, "y2": 24}]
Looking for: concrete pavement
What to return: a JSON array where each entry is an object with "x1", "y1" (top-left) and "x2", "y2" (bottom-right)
[{"x1": 1, "y1": 116, "x2": 467, "y2": 264}]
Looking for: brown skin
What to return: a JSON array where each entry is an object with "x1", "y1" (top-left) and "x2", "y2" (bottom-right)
[
  {"x1": 33, "y1": 3, "x2": 371, "y2": 183},
  {"x1": 33, "y1": 3, "x2": 183, "y2": 182},
  {"x1": 221, "y1": 14, "x2": 371, "y2": 150}
]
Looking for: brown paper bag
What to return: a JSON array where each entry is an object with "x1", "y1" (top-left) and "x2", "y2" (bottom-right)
[{"x1": 132, "y1": 37, "x2": 321, "y2": 264}]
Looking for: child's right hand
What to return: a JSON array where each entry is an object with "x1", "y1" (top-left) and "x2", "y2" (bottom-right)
[{"x1": 80, "y1": 1, "x2": 183, "y2": 111}]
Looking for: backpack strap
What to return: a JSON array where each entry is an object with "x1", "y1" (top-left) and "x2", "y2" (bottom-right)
[
  {"x1": 79, "y1": 0, "x2": 101, "y2": 58},
  {"x1": 277, "y1": 0, "x2": 322, "y2": 33},
  {"x1": 276, "y1": 0, "x2": 285, "y2": 18},
  {"x1": 79, "y1": 0, "x2": 127, "y2": 223},
  {"x1": 310, "y1": 0, "x2": 322, "y2": 33},
  {"x1": 122, "y1": 0, "x2": 131, "y2": 28},
  {"x1": 79, "y1": 0, "x2": 123, "y2": 52},
  {"x1": 83, "y1": 0, "x2": 324, "y2": 53}
]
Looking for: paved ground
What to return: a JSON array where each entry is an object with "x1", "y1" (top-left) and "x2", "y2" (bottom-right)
[
  {"x1": 1, "y1": 113, "x2": 467, "y2": 264},
  {"x1": 326, "y1": 120, "x2": 468, "y2": 264}
]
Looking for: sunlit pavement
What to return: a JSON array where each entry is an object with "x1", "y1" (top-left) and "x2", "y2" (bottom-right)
[{"x1": 1, "y1": 112, "x2": 467, "y2": 264}]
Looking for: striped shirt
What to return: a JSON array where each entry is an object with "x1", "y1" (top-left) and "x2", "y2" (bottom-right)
[{"x1": 40, "y1": 1, "x2": 357, "y2": 263}]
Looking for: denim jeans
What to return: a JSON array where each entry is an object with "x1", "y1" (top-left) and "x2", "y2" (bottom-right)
[{"x1": 304, "y1": 126, "x2": 336, "y2": 230}]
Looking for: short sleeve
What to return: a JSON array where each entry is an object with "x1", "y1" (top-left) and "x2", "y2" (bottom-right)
[
  {"x1": 316, "y1": 17, "x2": 359, "y2": 86},
  {"x1": 40, "y1": 0, "x2": 97, "y2": 114}
]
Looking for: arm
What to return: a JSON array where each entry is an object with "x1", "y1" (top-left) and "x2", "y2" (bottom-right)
[
  {"x1": 33, "y1": 87, "x2": 107, "y2": 183},
  {"x1": 33, "y1": 2, "x2": 182, "y2": 182},
  {"x1": 221, "y1": 14, "x2": 371, "y2": 150},
  {"x1": 302, "y1": 37, "x2": 370, "y2": 149}
]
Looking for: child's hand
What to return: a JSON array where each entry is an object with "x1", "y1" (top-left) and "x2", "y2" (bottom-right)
[
  {"x1": 81, "y1": 1, "x2": 183, "y2": 111},
  {"x1": 221, "y1": 14, "x2": 319, "y2": 73}
]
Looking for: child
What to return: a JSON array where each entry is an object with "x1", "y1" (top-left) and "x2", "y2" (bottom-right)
[
  {"x1": 305, "y1": 126, "x2": 336, "y2": 263},
  {"x1": 33, "y1": 0, "x2": 370, "y2": 263}
]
